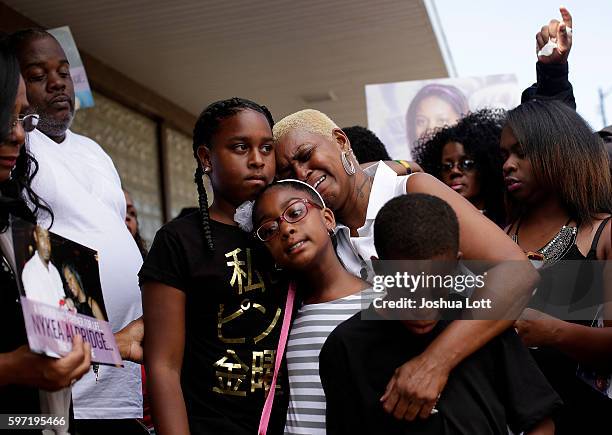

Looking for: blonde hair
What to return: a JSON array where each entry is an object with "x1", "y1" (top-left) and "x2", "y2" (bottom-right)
[{"x1": 273, "y1": 109, "x2": 339, "y2": 142}]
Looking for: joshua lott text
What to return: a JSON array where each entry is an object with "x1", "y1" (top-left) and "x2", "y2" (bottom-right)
[{"x1": 373, "y1": 297, "x2": 492, "y2": 310}]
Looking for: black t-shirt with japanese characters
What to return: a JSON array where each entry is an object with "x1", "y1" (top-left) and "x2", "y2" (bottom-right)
[
  {"x1": 319, "y1": 305, "x2": 563, "y2": 435},
  {"x1": 139, "y1": 213, "x2": 287, "y2": 434}
]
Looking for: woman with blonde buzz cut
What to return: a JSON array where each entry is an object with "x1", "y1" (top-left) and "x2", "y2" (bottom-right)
[{"x1": 272, "y1": 108, "x2": 539, "y2": 423}]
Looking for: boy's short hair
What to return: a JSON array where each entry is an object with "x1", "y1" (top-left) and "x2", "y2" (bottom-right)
[
  {"x1": 273, "y1": 109, "x2": 338, "y2": 142},
  {"x1": 374, "y1": 193, "x2": 459, "y2": 260}
]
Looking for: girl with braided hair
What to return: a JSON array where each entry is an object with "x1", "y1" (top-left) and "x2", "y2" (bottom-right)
[{"x1": 140, "y1": 98, "x2": 288, "y2": 434}]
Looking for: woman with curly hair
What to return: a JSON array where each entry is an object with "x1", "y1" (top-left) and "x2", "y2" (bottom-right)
[{"x1": 414, "y1": 108, "x2": 507, "y2": 227}]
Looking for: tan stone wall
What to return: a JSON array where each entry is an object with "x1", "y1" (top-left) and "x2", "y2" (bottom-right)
[{"x1": 164, "y1": 128, "x2": 202, "y2": 220}]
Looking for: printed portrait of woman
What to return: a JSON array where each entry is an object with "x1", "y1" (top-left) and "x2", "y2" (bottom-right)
[
  {"x1": 405, "y1": 83, "x2": 468, "y2": 157},
  {"x1": 62, "y1": 263, "x2": 105, "y2": 321}
]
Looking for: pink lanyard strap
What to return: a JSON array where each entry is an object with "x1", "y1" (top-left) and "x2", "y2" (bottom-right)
[{"x1": 258, "y1": 281, "x2": 296, "y2": 435}]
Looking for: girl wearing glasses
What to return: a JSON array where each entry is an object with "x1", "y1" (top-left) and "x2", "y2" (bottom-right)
[
  {"x1": 140, "y1": 98, "x2": 288, "y2": 435},
  {"x1": 252, "y1": 179, "x2": 372, "y2": 434},
  {"x1": 414, "y1": 108, "x2": 506, "y2": 227}
]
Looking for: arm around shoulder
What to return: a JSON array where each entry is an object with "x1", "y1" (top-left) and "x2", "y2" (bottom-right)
[
  {"x1": 405, "y1": 173, "x2": 533, "y2": 265},
  {"x1": 380, "y1": 174, "x2": 539, "y2": 419},
  {"x1": 375, "y1": 160, "x2": 423, "y2": 175}
]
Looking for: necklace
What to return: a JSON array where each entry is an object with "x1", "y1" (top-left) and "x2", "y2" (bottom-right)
[{"x1": 512, "y1": 217, "x2": 577, "y2": 266}]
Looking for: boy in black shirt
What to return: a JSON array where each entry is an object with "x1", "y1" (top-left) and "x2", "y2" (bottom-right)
[{"x1": 319, "y1": 193, "x2": 561, "y2": 434}]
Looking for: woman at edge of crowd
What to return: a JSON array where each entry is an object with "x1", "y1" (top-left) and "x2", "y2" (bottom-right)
[
  {"x1": 503, "y1": 100, "x2": 612, "y2": 434},
  {"x1": 272, "y1": 108, "x2": 539, "y2": 420},
  {"x1": 0, "y1": 34, "x2": 90, "y2": 431}
]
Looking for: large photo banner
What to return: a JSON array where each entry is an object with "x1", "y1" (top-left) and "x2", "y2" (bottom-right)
[
  {"x1": 366, "y1": 74, "x2": 520, "y2": 160},
  {"x1": 12, "y1": 219, "x2": 122, "y2": 366}
]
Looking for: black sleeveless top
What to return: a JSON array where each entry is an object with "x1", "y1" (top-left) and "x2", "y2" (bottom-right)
[
  {"x1": 72, "y1": 296, "x2": 95, "y2": 318},
  {"x1": 512, "y1": 217, "x2": 611, "y2": 434}
]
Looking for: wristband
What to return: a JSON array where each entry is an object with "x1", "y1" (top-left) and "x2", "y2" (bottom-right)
[{"x1": 395, "y1": 160, "x2": 412, "y2": 174}]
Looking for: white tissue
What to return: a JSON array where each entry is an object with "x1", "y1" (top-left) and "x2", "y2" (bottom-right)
[
  {"x1": 537, "y1": 27, "x2": 572, "y2": 57},
  {"x1": 234, "y1": 200, "x2": 255, "y2": 232},
  {"x1": 538, "y1": 39, "x2": 557, "y2": 57}
]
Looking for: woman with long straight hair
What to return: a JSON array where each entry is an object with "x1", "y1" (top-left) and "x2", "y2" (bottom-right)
[{"x1": 503, "y1": 100, "x2": 612, "y2": 434}]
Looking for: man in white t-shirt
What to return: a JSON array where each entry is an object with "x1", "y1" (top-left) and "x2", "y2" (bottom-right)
[
  {"x1": 12, "y1": 29, "x2": 145, "y2": 433},
  {"x1": 22, "y1": 226, "x2": 66, "y2": 307}
]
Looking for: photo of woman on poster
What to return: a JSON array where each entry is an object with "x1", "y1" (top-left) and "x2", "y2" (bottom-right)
[
  {"x1": 366, "y1": 74, "x2": 519, "y2": 159},
  {"x1": 62, "y1": 263, "x2": 105, "y2": 320},
  {"x1": 405, "y1": 83, "x2": 468, "y2": 155}
]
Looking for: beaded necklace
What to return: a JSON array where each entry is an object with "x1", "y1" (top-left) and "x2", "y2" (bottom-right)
[{"x1": 511, "y1": 217, "x2": 577, "y2": 265}]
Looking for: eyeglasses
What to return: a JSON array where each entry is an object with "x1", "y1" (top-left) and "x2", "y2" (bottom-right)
[
  {"x1": 256, "y1": 198, "x2": 323, "y2": 242},
  {"x1": 11, "y1": 114, "x2": 39, "y2": 133},
  {"x1": 440, "y1": 159, "x2": 476, "y2": 173}
]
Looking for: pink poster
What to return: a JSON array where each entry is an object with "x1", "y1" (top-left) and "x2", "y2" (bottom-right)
[{"x1": 12, "y1": 218, "x2": 121, "y2": 366}]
